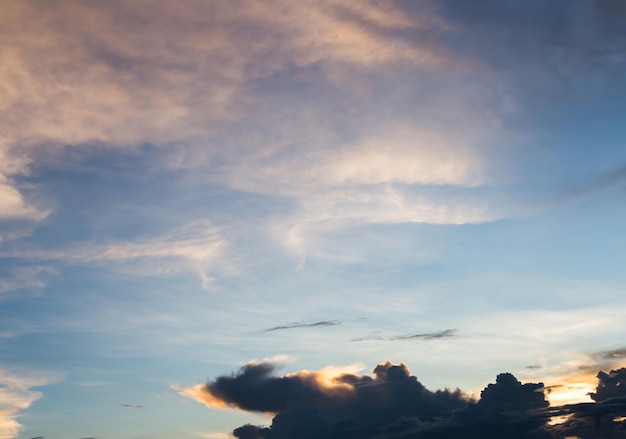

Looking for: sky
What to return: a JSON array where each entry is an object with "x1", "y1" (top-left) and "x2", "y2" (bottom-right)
[{"x1": 1, "y1": 0, "x2": 626, "y2": 438}]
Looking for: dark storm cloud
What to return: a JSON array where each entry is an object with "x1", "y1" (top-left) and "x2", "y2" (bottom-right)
[
  {"x1": 185, "y1": 360, "x2": 626, "y2": 439},
  {"x1": 352, "y1": 329, "x2": 457, "y2": 342},
  {"x1": 261, "y1": 321, "x2": 340, "y2": 332},
  {"x1": 200, "y1": 361, "x2": 355, "y2": 413},
  {"x1": 233, "y1": 424, "x2": 271, "y2": 439},
  {"x1": 590, "y1": 368, "x2": 626, "y2": 402},
  {"x1": 197, "y1": 360, "x2": 470, "y2": 438},
  {"x1": 477, "y1": 373, "x2": 548, "y2": 412}
]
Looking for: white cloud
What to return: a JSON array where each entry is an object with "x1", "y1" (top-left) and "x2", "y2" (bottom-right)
[
  {"x1": 0, "y1": 368, "x2": 62, "y2": 439},
  {"x1": 217, "y1": 115, "x2": 500, "y2": 260},
  {"x1": 0, "y1": 181, "x2": 41, "y2": 221},
  {"x1": 326, "y1": 132, "x2": 483, "y2": 187},
  {"x1": 0, "y1": 144, "x2": 47, "y2": 222}
]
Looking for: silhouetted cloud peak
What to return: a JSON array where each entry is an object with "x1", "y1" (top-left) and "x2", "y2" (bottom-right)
[{"x1": 590, "y1": 367, "x2": 626, "y2": 402}]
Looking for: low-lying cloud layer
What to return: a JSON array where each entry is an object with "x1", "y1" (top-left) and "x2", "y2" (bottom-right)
[{"x1": 180, "y1": 359, "x2": 626, "y2": 439}]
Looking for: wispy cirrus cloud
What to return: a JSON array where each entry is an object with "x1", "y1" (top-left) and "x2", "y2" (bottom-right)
[
  {"x1": 352, "y1": 329, "x2": 458, "y2": 342},
  {"x1": 0, "y1": 0, "x2": 500, "y2": 240},
  {"x1": 0, "y1": 222, "x2": 226, "y2": 289},
  {"x1": 261, "y1": 321, "x2": 341, "y2": 333},
  {"x1": 0, "y1": 266, "x2": 56, "y2": 295}
]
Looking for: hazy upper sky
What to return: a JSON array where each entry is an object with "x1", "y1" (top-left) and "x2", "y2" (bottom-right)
[{"x1": 1, "y1": 1, "x2": 626, "y2": 438}]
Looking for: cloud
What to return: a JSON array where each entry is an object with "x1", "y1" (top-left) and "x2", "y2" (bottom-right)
[
  {"x1": 0, "y1": 179, "x2": 46, "y2": 221},
  {"x1": 477, "y1": 372, "x2": 548, "y2": 412},
  {"x1": 0, "y1": 0, "x2": 449, "y2": 150},
  {"x1": 0, "y1": 368, "x2": 62, "y2": 439},
  {"x1": 0, "y1": 266, "x2": 56, "y2": 295},
  {"x1": 0, "y1": 145, "x2": 48, "y2": 222},
  {"x1": 2, "y1": 0, "x2": 624, "y2": 243},
  {"x1": 352, "y1": 329, "x2": 458, "y2": 342},
  {"x1": 0, "y1": 222, "x2": 225, "y2": 289},
  {"x1": 538, "y1": 346, "x2": 626, "y2": 406},
  {"x1": 261, "y1": 321, "x2": 340, "y2": 332},
  {"x1": 181, "y1": 359, "x2": 626, "y2": 439},
  {"x1": 392, "y1": 329, "x2": 458, "y2": 341},
  {"x1": 181, "y1": 359, "x2": 471, "y2": 438},
  {"x1": 177, "y1": 361, "x2": 358, "y2": 413},
  {"x1": 591, "y1": 347, "x2": 626, "y2": 363},
  {"x1": 590, "y1": 368, "x2": 626, "y2": 403},
  {"x1": 0, "y1": 0, "x2": 509, "y2": 244}
]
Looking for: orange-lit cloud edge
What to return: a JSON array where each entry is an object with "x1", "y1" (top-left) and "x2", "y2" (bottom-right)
[
  {"x1": 172, "y1": 361, "x2": 365, "y2": 415},
  {"x1": 543, "y1": 356, "x2": 626, "y2": 406}
]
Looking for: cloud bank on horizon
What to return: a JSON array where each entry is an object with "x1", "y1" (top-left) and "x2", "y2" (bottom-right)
[
  {"x1": 180, "y1": 359, "x2": 626, "y2": 439},
  {"x1": 1, "y1": 1, "x2": 626, "y2": 438}
]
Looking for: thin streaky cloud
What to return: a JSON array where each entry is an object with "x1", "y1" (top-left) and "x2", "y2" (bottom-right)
[
  {"x1": 392, "y1": 328, "x2": 458, "y2": 340},
  {"x1": 351, "y1": 335, "x2": 386, "y2": 342},
  {"x1": 261, "y1": 320, "x2": 341, "y2": 332},
  {"x1": 0, "y1": 222, "x2": 226, "y2": 289},
  {"x1": 591, "y1": 347, "x2": 626, "y2": 360},
  {"x1": 352, "y1": 329, "x2": 458, "y2": 342}
]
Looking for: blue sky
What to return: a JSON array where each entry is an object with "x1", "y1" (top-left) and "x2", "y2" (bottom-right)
[{"x1": 1, "y1": 1, "x2": 626, "y2": 438}]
